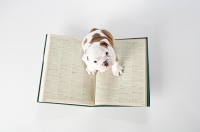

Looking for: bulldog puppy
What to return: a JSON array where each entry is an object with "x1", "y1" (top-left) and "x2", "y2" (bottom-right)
[{"x1": 82, "y1": 28, "x2": 123, "y2": 76}]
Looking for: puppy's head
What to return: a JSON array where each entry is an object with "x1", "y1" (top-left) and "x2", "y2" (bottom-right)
[{"x1": 82, "y1": 41, "x2": 114, "y2": 72}]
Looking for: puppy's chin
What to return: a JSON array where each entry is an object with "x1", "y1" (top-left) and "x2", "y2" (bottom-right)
[
  {"x1": 99, "y1": 69, "x2": 106, "y2": 72},
  {"x1": 98, "y1": 66, "x2": 111, "y2": 72}
]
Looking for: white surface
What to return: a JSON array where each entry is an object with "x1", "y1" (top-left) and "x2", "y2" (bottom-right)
[{"x1": 0, "y1": 0, "x2": 200, "y2": 131}]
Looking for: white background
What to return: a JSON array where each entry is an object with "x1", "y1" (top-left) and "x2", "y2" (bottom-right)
[{"x1": 0, "y1": 0, "x2": 200, "y2": 131}]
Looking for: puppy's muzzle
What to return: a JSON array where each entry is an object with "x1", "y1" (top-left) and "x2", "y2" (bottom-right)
[{"x1": 103, "y1": 61, "x2": 109, "y2": 66}]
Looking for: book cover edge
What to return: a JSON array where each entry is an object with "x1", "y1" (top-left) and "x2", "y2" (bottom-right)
[
  {"x1": 37, "y1": 34, "x2": 48, "y2": 102},
  {"x1": 146, "y1": 38, "x2": 150, "y2": 107}
]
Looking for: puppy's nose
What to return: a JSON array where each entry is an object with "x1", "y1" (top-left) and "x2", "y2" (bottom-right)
[{"x1": 103, "y1": 61, "x2": 108, "y2": 66}]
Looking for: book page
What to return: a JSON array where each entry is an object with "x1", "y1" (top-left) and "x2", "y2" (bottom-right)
[
  {"x1": 39, "y1": 34, "x2": 95, "y2": 106},
  {"x1": 95, "y1": 39, "x2": 147, "y2": 106}
]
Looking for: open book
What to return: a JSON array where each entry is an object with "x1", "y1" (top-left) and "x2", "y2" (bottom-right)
[{"x1": 37, "y1": 34, "x2": 150, "y2": 107}]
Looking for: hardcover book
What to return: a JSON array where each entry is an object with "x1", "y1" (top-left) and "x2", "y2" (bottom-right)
[{"x1": 37, "y1": 34, "x2": 150, "y2": 106}]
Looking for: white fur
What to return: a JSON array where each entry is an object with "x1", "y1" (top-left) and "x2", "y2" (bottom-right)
[{"x1": 82, "y1": 29, "x2": 123, "y2": 76}]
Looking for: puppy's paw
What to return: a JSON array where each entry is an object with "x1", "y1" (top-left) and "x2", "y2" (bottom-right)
[
  {"x1": 112, "y1": 65, "x2": 123, "y2": 76},
  {"x1": 86, "y1": 67, "x2": 97, "y2": 75}
]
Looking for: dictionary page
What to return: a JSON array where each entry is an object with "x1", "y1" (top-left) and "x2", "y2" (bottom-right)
[
  {"x1": 38, "y1": 34, "x2": 95, "y2": 106},
  {"x1": 95, "y1": 38, "x2": 147, "y2": 106}
]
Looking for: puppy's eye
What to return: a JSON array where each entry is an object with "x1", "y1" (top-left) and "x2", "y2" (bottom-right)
[
  {"x1": 106, "y1": 52, "x2": 108, "y2": 56},
  {"x1": 94, "y1": 61, "x2": 97, "y2": 63}
]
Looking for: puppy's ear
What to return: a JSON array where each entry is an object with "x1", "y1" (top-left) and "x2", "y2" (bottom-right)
[
  {"x1": 101, "y1": 29, "x2": 114, "y2": 47},
  {"x1": 82, "y1": 54, "x2": 89, "y2": 62}
]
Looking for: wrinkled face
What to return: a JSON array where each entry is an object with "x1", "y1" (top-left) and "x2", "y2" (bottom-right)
[{"x1": 87, "y1": 46, "x2": 114, "y2": 72}]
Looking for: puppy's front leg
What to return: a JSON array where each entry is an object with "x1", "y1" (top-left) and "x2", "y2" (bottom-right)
[
  {"x1": 82, "y1": 54, "x2": 97, "y2": 75},
  {"x1": 112, "y1": 57, "x2": 123, "y2": 76}
]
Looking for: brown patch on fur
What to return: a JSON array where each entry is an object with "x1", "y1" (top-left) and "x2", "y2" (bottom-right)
[
  {"x1": 83, "y1": 38, "x2": 87, "y2": 45},
  {"x1": 101, "y1": 29, "x2": 114, "y2": 47},
  {"x1": 90, "y1": 36, "x2": 107, "y2": 44},
  {"x1": 100, "y1": 41, "x2": 109, "y2": 48},
  {"x1": 90, "y1": 28, "x2": 99, "y2": 33},
  {"x1": 92, "y1": 33, "x2": 101, "y2": 38},
  {"x1": 116, "y1": 56, "x2": 118, "y2": 62}
]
